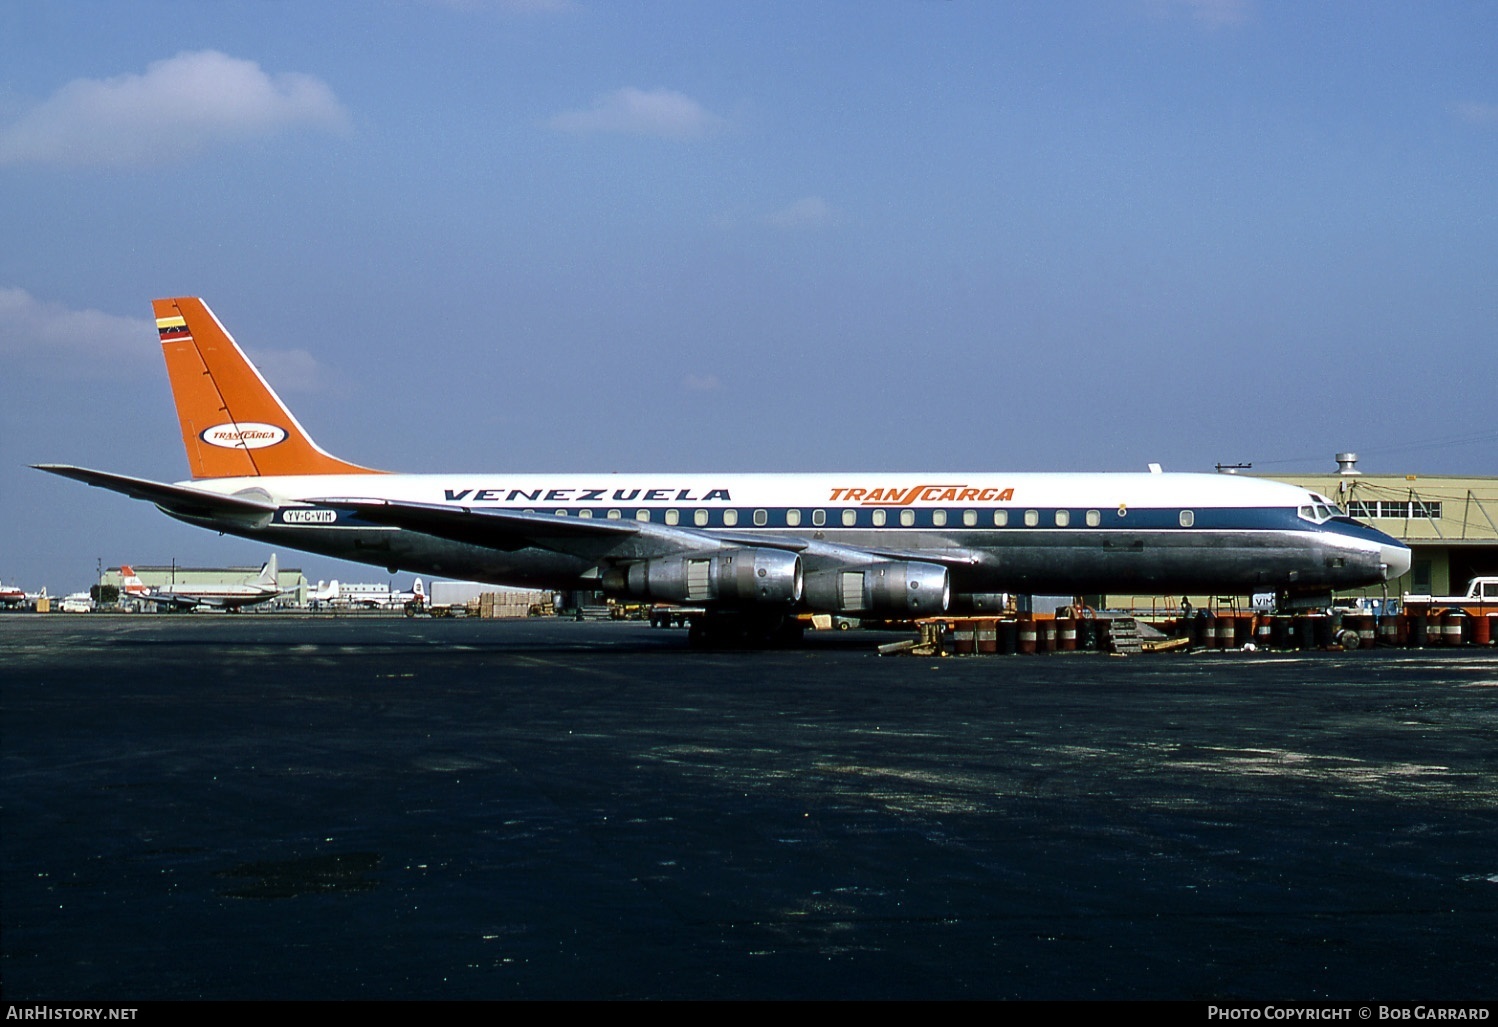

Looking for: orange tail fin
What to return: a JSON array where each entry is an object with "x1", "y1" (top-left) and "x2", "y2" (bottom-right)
[{"x1": 154, "y1": 297, "x2": 383, "y2": 478}]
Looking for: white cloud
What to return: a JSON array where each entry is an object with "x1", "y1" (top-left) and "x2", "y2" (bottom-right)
[
  {"x1": 767, "y1": 196, "x2": 837, "y2": 230},
  {"x1": 0, "y1": 288, "x2": 329, "y2": 391},
  {"x1": 1455, "y1": 101, "x2": 1498, "y2": 126},
  {"x1": 549, "y1": 87, "x2": 725, "y2": 139},
  {"x1": 245, "y1": 347, "x2": 326, "y2": 394},
  {"x1": 0, "y1": 50, "x2": 351, "y2": 167},
  {"x1": 0, "y1": 288, "x2": 156, "y2": 378}
]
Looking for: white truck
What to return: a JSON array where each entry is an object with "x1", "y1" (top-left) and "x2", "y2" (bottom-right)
[
  {"x1": 1402, "y1": 576, "x2": 1498, "y2": 614},
  {"x1": 59, "y1": 592, "x2": 94, "y2": 613},
  {"x1": 425, "y1": 580, "x2": 491, "y2": 617}
]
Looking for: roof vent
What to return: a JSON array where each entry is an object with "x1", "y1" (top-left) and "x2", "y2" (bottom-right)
[{"x1": 1335, "y1": 452, "x2": 1359, "y2": 475}]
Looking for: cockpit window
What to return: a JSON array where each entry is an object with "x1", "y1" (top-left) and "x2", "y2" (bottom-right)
[{"x1": 1297, "y1": 503, "x2": 1339, "y2": 524}]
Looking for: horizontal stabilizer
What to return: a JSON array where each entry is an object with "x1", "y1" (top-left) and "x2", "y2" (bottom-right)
[{"x1": 33, "y1": 465, "x2": 279, "y2": 521}]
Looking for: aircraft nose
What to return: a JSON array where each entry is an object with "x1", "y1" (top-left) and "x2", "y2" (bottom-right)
[{"x1": 1381, "y1": 541, "x2": 1412, "y2": 581}]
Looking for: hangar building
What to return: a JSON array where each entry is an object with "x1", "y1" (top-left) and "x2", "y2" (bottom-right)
[{"x1": 1264, "y1": 455, "x2": 1497, "y2": 601}]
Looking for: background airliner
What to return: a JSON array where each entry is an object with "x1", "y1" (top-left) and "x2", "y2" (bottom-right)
[
  {"x1": 37, "y1": 297, "x2": 1410, "y2": 644},
  {"x1": 121, "y1": 556, "x2": 285, "y2": 612}
]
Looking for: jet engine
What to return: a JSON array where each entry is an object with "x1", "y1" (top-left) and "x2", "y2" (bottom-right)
[
  {"x1": 949, "y1": 592, "x2": 1009, "y2": 614},
  {"x1": 604, "y1": 547, "x2": 803, "y2": 605},
  {"x1": 802, "y1": 561, "x2": 950, "y2": 616}
]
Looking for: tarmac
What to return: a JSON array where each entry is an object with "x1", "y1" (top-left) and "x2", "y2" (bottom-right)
[{"x1": 2, "y1": 615, "x2": 1496, "y2": 1001}]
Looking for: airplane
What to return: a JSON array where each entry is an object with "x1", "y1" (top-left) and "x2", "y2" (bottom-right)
[
  {"x1": 0, "y1": 580, "x2": 28, "y2": 607},
  {"x1": 308, "y1": 577, "x2": 424, "y2": 610},
  {"x1": 307, "y1": 578, "x2": 341, "y2": 606},
  {"x1": 393, "y1": 578, "x2": 425, "y2": 610},
  {"x1": 120, "y1": 555, "x2": 285, "y2": 612},
  {"x1": 37, "y1": 296, "x2": 1412, "y2": 645}
]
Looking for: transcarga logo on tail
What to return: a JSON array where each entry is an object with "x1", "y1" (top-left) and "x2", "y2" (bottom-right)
[{"x1": 199, "y1": 423, "x2": 288, "y2": 450}]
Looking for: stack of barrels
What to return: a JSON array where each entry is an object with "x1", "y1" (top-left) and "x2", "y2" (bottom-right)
[
  {"x1": 941, "y1": 614, "x2": 1100, "y2": 655},
  {"x1": 935, "y1": 606, "x2": 1495, "y2": 655}
]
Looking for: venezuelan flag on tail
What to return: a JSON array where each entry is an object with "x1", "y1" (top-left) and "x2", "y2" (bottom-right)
[{"x1": 154, "y1": 297, "x2": 383, "y2": 479}]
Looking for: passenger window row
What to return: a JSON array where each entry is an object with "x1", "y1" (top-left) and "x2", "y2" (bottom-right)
[{"x1": 529, "y1": 507, "x2": 1169, "y2": 528}]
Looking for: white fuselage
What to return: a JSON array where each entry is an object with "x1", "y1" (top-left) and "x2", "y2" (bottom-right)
[{"x1": 172, "y1": 469, "x2": 1411, "y2": 602}]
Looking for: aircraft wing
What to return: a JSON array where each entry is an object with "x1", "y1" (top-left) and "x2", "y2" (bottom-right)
[
  {"x1": 329, "y1": 498, "x2": 976, "y2": 573},
  {"x1": 836, "y1": 542, "x2": 984, "y2": 569},
  {"x1": 705, "y1": 531, "x2": 978, "y2": 569},
  {"x1": 328, "y1": 499, "x2": 647, "y2": 552},
  {"x1": 33, "y1": 465, "x2": 278, "y2": 523},
  {"x1": 336, "y1": 500, "x2": 821, "y2": 557},
  {"x1": 133, "y1": 591, "x2": 209, "y2": 611},
  {"x1": 330, "y1": 497, "x2": 799, "y2": 565}
]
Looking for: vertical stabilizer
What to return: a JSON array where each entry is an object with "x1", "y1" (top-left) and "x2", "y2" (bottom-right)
[
  {"x1": 256, "y1": 553, "x2": 279, "y2": 589},
  {"x1": 155, "y1": 297, "x2": 382, "y2": 478},
  {"x1": 120, "y1": 566, "x2": 149, "y2": 597}
]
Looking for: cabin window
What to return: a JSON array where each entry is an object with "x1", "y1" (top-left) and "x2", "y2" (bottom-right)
[
  {"x1": 1024, "y1": 509, "x2": 1039, "y2": 527},
  {"x1": 963, "y1": 510, "x2": 977, "y2": 527},
  {"x1": 723, "y1": 509, "x2": 739, "y2": 527},
  {"x1": 842, "y1": 509, "x2": 857, "y2": 526},
  {"x1": 786, "y1": 509, "x2": 802, "y2": 527},
  {"x1": 636, "y1": 510, "x2": 650, "y2": 522},
  {"x1": 872, "y1": 509, "x2": 887, "y2": 526},
  {"x1": 753, "y1": 509, "x2": 768, "y2": 527},
  {"x1": 665, "y1": 509, "x2": 679, "y2": 526},
  {"x1": 901, "y1": 509, "x2": 915, "y2": 527},
  {"x1": 1179, "y1": 510, "x2": 1195, "y2": 527},
  {"x1": 1086, "y1": 509, "x2": 1100, "y2": 527},
  {"x1": 1055, "y1": 510, "x2": 1070, "y2": 527},
  {"x1": 555, "y1": 509, "x2": 568, "y2": 517},
  {"x1": 812, "y1": 509, "x2": 826, "y2": 527},
  {"x1": 607, "y1": 509, "x2": 622, "y2": 520},
  {"x1": 932, "y1": 509, "x2": 948, "y2": 527},
  {"x1": 578, "y1": 509, "x2": 593, "y2": 519},
  {"x1": 993, "y1": 510, "x2": 1008, "y2": 527},
  {"x1": 694, "y1": 509, "x2": 709, "y2": 527}
]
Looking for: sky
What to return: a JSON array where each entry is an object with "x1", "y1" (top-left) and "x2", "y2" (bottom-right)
[{"x1": 1, "y1": 0, "x2": 1495, "y2": 593}]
